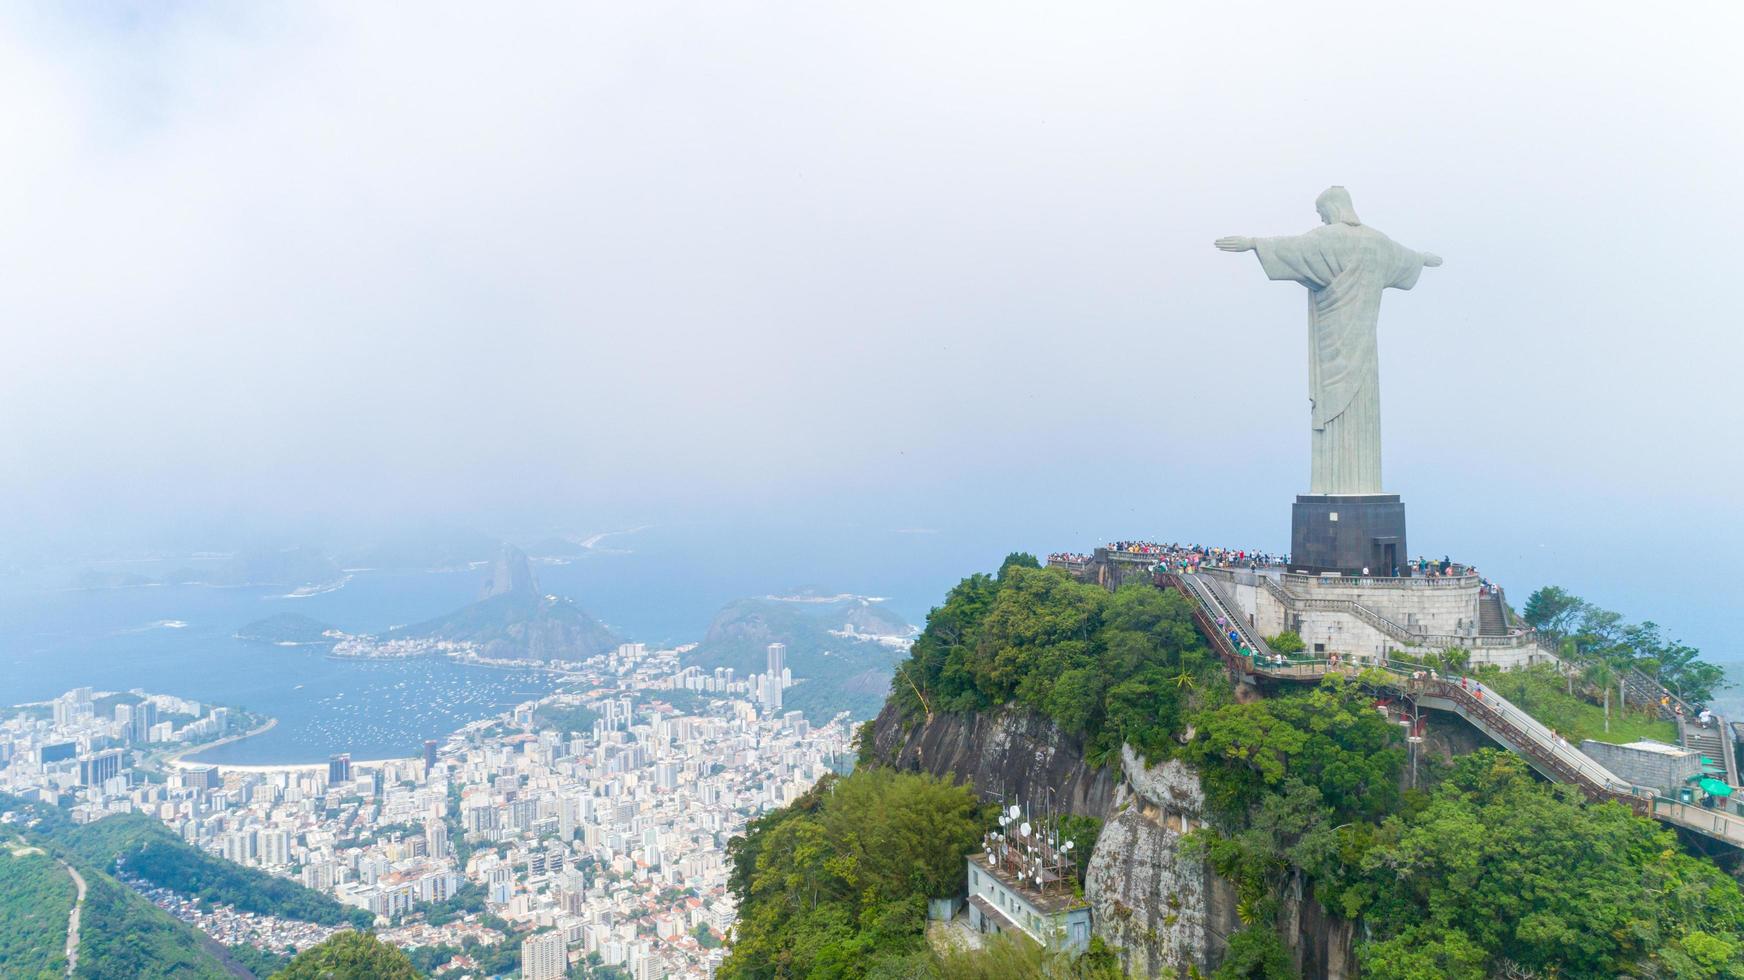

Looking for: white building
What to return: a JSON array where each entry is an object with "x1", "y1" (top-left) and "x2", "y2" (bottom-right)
[
  {"x1": 522, "y1": 930, "x2": 568, "y2": 980},
  {"x1": 965, "y1": 853, "x2": 1091, "y2": 953}
]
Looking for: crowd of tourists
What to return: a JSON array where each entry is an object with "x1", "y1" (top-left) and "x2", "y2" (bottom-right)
[
  {"x1": 1106, "y1": 541, "x2": 1288, "y2": 571},
  {"x1": 1056, "y1": 541, "x2": 1489, "y2": 583},
  {"x1": 1409, "y1": 556, "x2": 1468, "y2": 578}
]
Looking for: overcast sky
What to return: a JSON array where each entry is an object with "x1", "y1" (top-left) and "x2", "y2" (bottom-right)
[{"x1": 1, "y1": 3, "x2": 1740, "y2": 646}]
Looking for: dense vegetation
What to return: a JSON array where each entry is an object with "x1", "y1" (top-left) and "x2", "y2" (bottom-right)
[
  {"x1": 402, "y1": 934, "x2": 522, "y2": 976},
  {"x1": 235, "y1": 612, "x2": 339, "y2": 646},
  {"x1": 275, "y1": 930, "x2": 419, "y2": 979},
  {"x1": 71, "y1": 859, "x2": 235, "y2": 979},
  {"x1": 842, "y1": 558, "x2": 1744, "y2": 978},
  {"x1": 533, "y1": 701, "x2": 601, "y2": 734},
  {"x1": 0, "y1": 794, "x2": 246, "y2": 977},
  {"x1": 226, "y1": 942, "x2": 293, "y2": 977},
  {"x1": 719, "y1": 768, "x2": 986, "y2": 978},
  {"x1": 53, "y1": 813, "x2": 371, "y2": 929},
  {"x1": 1357, "y1": 752, "x2": 1744, "y2": 978},
  {"x1": 1523, "y1": 585, "x2": 1727, "y2": 704},
  {"x1": 0, "y1": 845, "x2": 73, "y2": 978},
  {"x1": 890, "y1": 554, "x2": 1218, "y2": 765}
]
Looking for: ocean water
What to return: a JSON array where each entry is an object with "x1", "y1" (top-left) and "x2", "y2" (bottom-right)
[
  {"x1": 0, "y1": 521, "x2": 967, "y2": 764},
  {"x1": 0, "y1": 568, "x2": 563, "y2": 764}
]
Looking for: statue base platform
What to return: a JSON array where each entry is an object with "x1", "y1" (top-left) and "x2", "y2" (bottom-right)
[{"x1": 1290, "y1": 494, "x2": 1407, "y2": 576}]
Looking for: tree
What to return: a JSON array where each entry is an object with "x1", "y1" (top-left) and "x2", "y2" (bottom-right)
[
  {"x1": 1265, "y1": 631, "x2": 1306, "y2": 656},
  {"x1": 1357, "y1": 752, "x2": 1744, "y2": 978},
  {"x1": 998, "y1": 552, "x2": 1041, "y2": 580},
  {"x1": 1521, "y1": 586, "x2": 1586, "y2": 642},
  {"x1": 1213, "y1": 926, "x2": 1299, "y2": 979},
  {"x1": 720, "y1": 769, "x2": 985, "y2": 979},
  {"x1": 1583, "y1": 660, "x2": 1616, "y2": 733},
  {"x1": 276, "y1": 931, "x2": 420, "y2": 979}
]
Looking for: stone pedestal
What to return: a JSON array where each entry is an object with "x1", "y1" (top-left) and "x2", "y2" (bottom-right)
[{"x1": 1290, "y1": 494, "x2": 1406, "y2": 576}]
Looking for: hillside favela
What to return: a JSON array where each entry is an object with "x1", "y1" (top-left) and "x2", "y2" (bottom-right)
[{"x1": 3, "y1": 5, "x2": 1742, "y2": 980}]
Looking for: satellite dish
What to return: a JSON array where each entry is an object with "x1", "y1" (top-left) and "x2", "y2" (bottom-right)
[
  {"x1": 1063, "y1": 841, "x2": 1074, "y2": 850},
  {"x1": 1009, "y1": 805, "x2": 1021, "y2": 818},
  {"x1": 1020, "y1": 822, "x2": 1031, "y2": 836}
]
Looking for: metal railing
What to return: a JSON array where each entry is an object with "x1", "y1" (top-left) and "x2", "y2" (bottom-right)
[
  {"x1": 1256, "y1": 575, "x2": 1542, "y2": 652},
  {"x1": 1280, "y1": 570, "x2": 1477, "y2": 590},
  {"x1": 1160, "y1": 572, "x2": 1744, "y2": 846}
]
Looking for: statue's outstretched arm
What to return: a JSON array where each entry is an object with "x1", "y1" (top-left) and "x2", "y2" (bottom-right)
[
  {"x1": 1215, "y1": 236, "x2": 1255, "y2": 252},
  {"x1": 1421, "y1": 252, "x2": 1443, "y2": 267}
]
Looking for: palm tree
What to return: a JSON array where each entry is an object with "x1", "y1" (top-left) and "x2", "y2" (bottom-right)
[{"x1": 1585, "y1": 660, "x2": 1616, "y2": 734}]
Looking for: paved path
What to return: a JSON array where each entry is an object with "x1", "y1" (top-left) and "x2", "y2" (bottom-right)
[
  {"x1": 1163, "y1": 572, "x2": 1744, "y2": 849},
  {"x1": 59, "y1": 859, "x2": 86, "y2": 977}
]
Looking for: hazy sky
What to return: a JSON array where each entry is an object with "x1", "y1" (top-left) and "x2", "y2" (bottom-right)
[{"x1": 2, "y1": 4, "x2": 1740, "y2": 646}]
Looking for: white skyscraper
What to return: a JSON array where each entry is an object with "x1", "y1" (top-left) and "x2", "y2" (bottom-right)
[
  {"x1": 521, "y1": 930, "x2": 568, "y2": 980},
  {"x1": 766, "y1": 642, "x2": 786, "y2": 680}
]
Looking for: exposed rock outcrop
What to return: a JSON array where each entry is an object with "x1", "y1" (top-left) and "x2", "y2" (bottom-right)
[
  {"x1": 870, "y1": 705, "x2": 1358, "y2": 978},
  {"x1": 868, "y1": 701, "x2": 1120, "y2": 818},
  {"x1": 1087, "y1": 749, "x2": 1237, "y2": 976}
]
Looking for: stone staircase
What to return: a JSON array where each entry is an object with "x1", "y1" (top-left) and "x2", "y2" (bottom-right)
[
  {"x1": 1680, "y1": 714, "x2": 1739, "y2": 788},
  {"x1": 1478, "y1": 591, "x2": 1508, "y2": 636}
]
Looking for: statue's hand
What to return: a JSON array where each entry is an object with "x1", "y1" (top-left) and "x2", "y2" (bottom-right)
[
  {"x1": 1422, "y1": 252, "x2": 1443, "y2": 267},
  {"x1": 1215, "y1": 236, "x2": 1255, "y2": 253}
]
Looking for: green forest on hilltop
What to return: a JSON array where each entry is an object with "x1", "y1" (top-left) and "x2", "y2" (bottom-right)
[
  {"x1": 734, "y1": 554, "x2": 1744, "y2": 980},
  {"x1": 889, "y1": 554, "x2": 1222, "y2": 766},
  {"x1": 0, "y1": 793, "x2": 377, "y2": 978},
  {"x1": 0, "y1": 845, "x2": 72, "y2": 978},
  {"x1": 274, "y1": 931, "x2": 419, "y2": 979},
  {"x1": 49, "y1": 812, "x2": 371, "y2": 929}
]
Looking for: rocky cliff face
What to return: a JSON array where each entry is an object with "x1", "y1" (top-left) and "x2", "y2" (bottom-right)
[
  {"x1": 868, "y1": 701, "x2": 1121, "y2": 819},
  {"x1": 870, "y1": 704, "x2": 1357, "y2": 978},
  {"x1": 1085, "y1": 749, "x2": 1236, "y2": 976}
]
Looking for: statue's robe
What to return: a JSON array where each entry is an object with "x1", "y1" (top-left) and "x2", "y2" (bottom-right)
[{"x1": 1254, "y1": 223, "x2": 1429, "y2": 495}]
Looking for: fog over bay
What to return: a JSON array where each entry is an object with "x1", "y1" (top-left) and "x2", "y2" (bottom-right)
[{"x1": 1, "y1": 3, "x2": 1740, "y2": 657}]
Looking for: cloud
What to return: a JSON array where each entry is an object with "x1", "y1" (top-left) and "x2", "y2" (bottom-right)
[{"x1": 0, "y1": 1, "x2": 1739, "y2": 627}]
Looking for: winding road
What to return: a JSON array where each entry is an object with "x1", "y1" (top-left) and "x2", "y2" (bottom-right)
[{"x1": 59, "y1": 859, "x2": 86, "y2": 976}]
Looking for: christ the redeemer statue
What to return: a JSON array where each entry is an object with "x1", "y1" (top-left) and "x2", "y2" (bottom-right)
[{"x1": 1216, "y1": 187, "x2": 1441, "y2": 495}]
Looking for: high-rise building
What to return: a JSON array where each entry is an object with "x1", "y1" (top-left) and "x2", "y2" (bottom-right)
[
  {"x1": 38, "y1": 741, "x2": 77, "y2": 765},
  {"x1": 425, "y1": 820, "x2": 450, "y2": 859},
  {"x1": 260, "y1": 829, "x2": 292, "y2": 866},
  {"x1": 521, "y1": 930, "x2": 567, "y2": 980},
  {"x1": 79, "y1": 749, "x2": 124, "y2": 787},
  {"x1": 424, "y1": 739, "x2": 439, "y2": 774},
  {"x1": 180, "y1": 764, "x2": 221, "y2": 791},
  {"x1": 558, "y1": 798, "x2": 577, "y2": 841},
  {"x1": 766, "y1": 642, "x2": 786, "y2": 681},
  {"x1": 328, "y1": 753, "x2": 352, "y2": 785},
  {"x1": 131, "y1": 701, "x2": 159, "y2": 744}
]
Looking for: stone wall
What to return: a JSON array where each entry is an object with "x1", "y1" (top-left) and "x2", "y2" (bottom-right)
[
  {"x1": 1580, "y1": 739, "x2": 1703, "y2": 794},
  {"x1": 1213, "y1": 569, "x2": 1544, "y2": 667}
]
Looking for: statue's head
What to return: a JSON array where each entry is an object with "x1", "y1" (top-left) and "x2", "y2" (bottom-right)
[{"x1": 1315, "y1": 186, "x2": 1361, "y2": 226}]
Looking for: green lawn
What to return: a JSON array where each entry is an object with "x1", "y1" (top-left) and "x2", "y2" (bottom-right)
[{"x1": 1474, "y1": 665, "x2": 1678, "y2": 746}]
